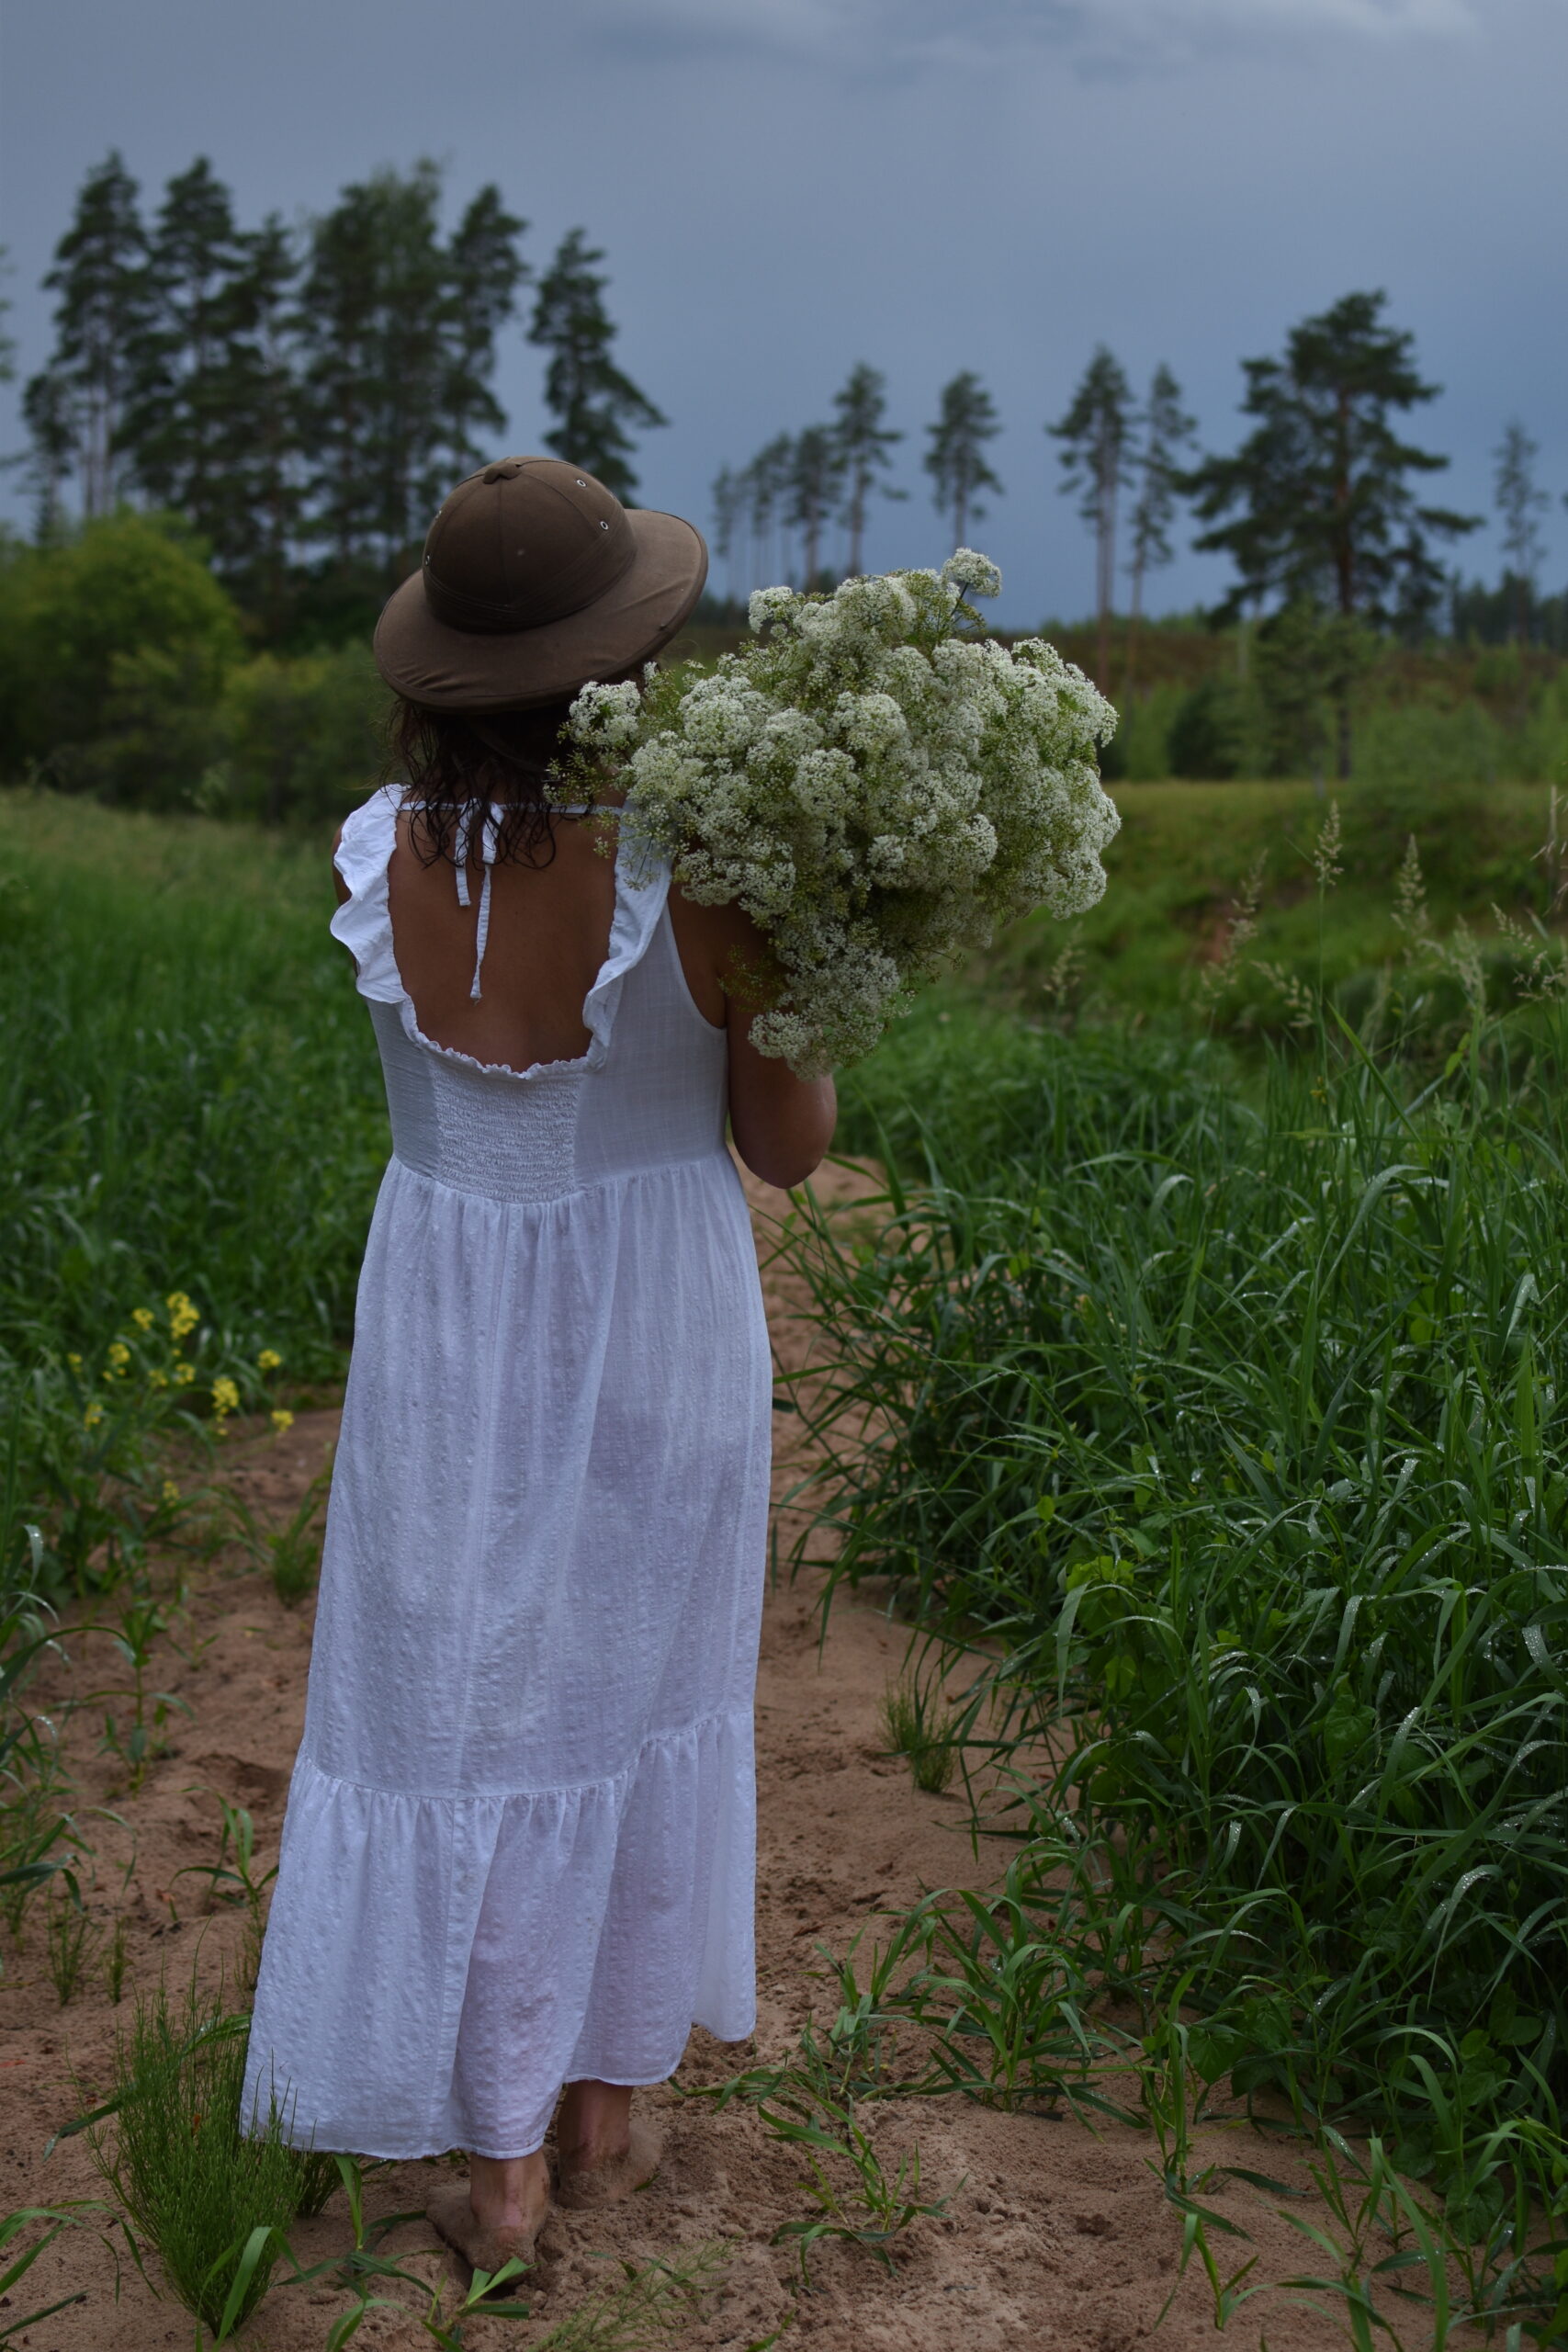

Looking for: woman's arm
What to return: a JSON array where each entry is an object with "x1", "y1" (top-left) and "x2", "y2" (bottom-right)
[
  {"x1": 726, "y1": 995, "x2": 838, "y2": 1191},
  {"x1": 669, "y1": 893, "x2": 837, "y2": 1190}
]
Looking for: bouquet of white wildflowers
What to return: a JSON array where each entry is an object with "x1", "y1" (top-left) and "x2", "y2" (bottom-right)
[{"x1": 566, "y1": 551, "x2": 1119, "y2": 1078}]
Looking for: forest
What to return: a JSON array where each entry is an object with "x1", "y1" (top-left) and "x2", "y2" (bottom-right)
[{"x1": 2, "y1": 151, "x2": 1566, "y2": 822}]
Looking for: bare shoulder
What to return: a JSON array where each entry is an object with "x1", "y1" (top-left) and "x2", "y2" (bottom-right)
[{"x1": 666, "y1": 887, "x2": 774, "y2": 1026}]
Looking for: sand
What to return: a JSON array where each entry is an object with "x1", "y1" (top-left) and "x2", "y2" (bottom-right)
[{"x1": 0, "y1": 1170, "x2": 1451, "y2": 2350}]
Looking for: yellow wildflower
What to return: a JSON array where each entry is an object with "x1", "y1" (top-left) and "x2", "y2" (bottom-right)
[
  {"x1": 132, "y1": 1307, "x2": 155, "y2": 1331},
  {"x1": 148, "y1": 1367, "x2": 168, "y2": 1389},
  {"x1": 83, "y1": 1400, "x2": 104, "y2": 1430},
  {"x1": 67, "y1": 1351, "x2": 83, "y2": 1372},
  {"x1": 166, "y1": 1291, "x2": 200, "y2": 1341},
  {"x1": 173, "y1": 1362, "x2": 195, "y2": 1385},
  {"x1": 270, "y1": 1408, "x2": 295, "y2": 1434},
  {"x1": 162, "y1": 1478, "x2": 180, "y2": 1505},
  {"x1": 107, "y1": 1341, "x2": 130, "y2": 1372},
  {"x1": 257, "y1": 1349, "x2": 282, "y2": 1374},
  {"x1": 211, "y1": 1376, "x2": 241, "y2": 1417}
]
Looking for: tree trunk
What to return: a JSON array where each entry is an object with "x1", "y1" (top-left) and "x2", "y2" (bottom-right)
[
  {"x1": 1095, "y1": 464, "x2": 1118, "y2": 695},
  {"x1": 1124, "y1": 557, "x2": 1145, "y2": 702},
  {"x1": 1336, "y1": 690, "x2": 1352, "y2": 782}
]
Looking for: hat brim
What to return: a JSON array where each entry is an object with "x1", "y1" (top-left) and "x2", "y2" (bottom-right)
[{"x1": 373, "y1": 508, "x2": 708, "y2": 712}]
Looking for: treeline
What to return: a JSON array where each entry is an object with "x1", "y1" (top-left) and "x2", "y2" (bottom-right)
[
  {"x1": 717, "y1": 296, "x2": 1567, "y2": 776},
  {"x1": 3, "y1": 153, "x2": 1566, "y2": 804},
  {"x1": 7, "y1": 152, "x2": 664, "y2": 646}
]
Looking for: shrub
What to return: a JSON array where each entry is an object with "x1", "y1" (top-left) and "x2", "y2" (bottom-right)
[
  {"x1": 0, "y1": 516, "x2": 243, "y2": 806},
  {"x1": 1167, "y1": 675, "x2": 1256, "y2": 779},
  {"x1": 1353, "y1": 696, "x2": 1505, "y2": 792},
  {"x1": 215, "y1": 647, "x2": 390, "y2": 826}
]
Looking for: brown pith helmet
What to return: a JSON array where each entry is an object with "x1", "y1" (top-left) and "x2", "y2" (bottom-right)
[{"x1": 374, "y1": 456, "x2": 707, "y2": 711}]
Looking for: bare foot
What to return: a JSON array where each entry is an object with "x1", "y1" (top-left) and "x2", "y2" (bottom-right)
[
  {"x1": 428, "y1": 2151, "x2": 550, "y2": 2284},
  {"x1": 556, "y1": 2109, "x2": 663, "y2": 2209}
]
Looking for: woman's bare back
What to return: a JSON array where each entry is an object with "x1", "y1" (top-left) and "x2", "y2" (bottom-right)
[
  {"x1": 336, "y1": 806, "x2": 837, "y2": 1186},
  {"x1": 387, "y1": 814, "x2": 621, "y2": 1073}
]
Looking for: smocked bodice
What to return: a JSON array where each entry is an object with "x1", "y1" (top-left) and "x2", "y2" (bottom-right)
[{"x1": 331, "y1": 786, "x2": 728, "y2": 1204}]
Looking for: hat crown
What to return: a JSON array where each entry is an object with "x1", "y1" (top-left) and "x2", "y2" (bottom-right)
[{"x1": 422, "y1": 457, "x2": 637, "y2": 636}]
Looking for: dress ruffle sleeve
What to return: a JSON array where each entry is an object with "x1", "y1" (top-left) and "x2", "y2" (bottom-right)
[
  {"x1": 329, "y1": 786, "x2": 404, "y2": 1006},
  {"x1": 582, "y1": 825, "x2": 671, "y2": 1070}
]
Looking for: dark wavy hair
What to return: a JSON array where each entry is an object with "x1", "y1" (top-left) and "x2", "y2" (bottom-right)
[{"x1": 388, "y1": 696, "x2": 581, "y2": 868}]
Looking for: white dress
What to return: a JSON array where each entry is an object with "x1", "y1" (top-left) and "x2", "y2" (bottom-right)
[{"x1": 244, "y1": 787, "x2": 772, "y2": 2160}]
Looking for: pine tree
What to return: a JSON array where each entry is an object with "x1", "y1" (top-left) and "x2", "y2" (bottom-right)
[
  {"x1": 221, "y1": 216, "x2": 303, "y2": 630},
  {"x1": 20, "y1": 374, "x2": 74, "y2": 540},
  {"x1": 742, "y1": 434, "x2": 794, "y2": 588},
  {"x1": 1494, "y1": 419, "x2": 1548, "y2": 647},
  {"x1": 296, "y1": 162, "x2": 445, "y2": 579},
  {"x1": 1123, "y1": 363, "x2": 1195, "y2": 697},
  {"x1": 529, "y1": 229, "x2": 664, "y2": 502},
  {"x1": 831, "y1": 363, "x2": 903, "y2": 577},
  {"x1": 0, "y1": 245, "x2": 14, "y2": 386},
  {"x1": 790, "y1": 425, "x2": 845, "y2": 589},
  {"x1": 296, "y1": 162, "x2": 527, "y2": 590},
  {"x1": 445, "y1": 185, "x2": 530, "y2": 464},
  {"x1": 1183, "y1": 289, "x2": 1478, "y2": 776},
  {"x1": 120, "y1": 158, "x2": 249, "y2": 556},
  {"x1": 1049, "y1": 345, "x2": 1134, "y2": 691},
  {"x1": 26, "y1": 151, "x2": 150, "y2": 517},
  {"x1": 924, "y1": 372, "x2": 1002, "y2": 552},
  {"x1": 710, "y1": 464, "x2": 741, "y2": 604}
]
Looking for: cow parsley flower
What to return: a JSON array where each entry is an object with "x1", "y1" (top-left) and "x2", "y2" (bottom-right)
[
  {"x1": 566, "y1": 553, "x2": 1119, "y2": 1077},
  {"x1": 942, "y1": 548, "x2": 1003, "y2": 601}
]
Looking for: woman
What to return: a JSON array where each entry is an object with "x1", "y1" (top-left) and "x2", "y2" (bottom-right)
[{"x1": 243, "y1": 456, "x2": 836, "y2": 2273}]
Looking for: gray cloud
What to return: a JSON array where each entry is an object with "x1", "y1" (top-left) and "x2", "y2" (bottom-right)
[{"x1": 581, "y1": 0, "x2": 1480, "y2": 74}]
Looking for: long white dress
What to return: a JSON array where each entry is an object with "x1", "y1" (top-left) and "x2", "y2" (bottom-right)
[{"x1": 243, "y1": 787, "x2": 772, "y2": 2160}]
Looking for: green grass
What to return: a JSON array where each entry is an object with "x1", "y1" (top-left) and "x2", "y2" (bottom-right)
[
  {"x1": 993, "y1": 775, "x2": 1567, "y2": 1026},
  {"x1": 7, "y1": 783, "x2": 1568, "y2": 2335},
  {"x1": 82, "y1": 1978, "x2": 336, "y2": 2336},
  {"x1": 1, "y1": 791, "x2": 388, "y2": 1600},
  {"x1": 811, "y1": 965, "x2": 1568, "y2": 2306},
  {"x1": 0, "y1": 789, "x2": 388, "y2": 1384},
  {"x1": 879, "y1": 1667, "x2": 958, "y2": 1795}
]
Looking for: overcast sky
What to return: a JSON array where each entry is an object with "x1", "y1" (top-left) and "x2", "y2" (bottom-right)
[{"x1": 2, "y1": 0, "x2": 1562, "y2": 625}]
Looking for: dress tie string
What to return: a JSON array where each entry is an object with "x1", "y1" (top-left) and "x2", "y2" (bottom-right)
[
  {"x1": 449, "y1": 801, "x2": 596, "y2": 1005},
  {"x1": 469, "y1": 816, "x2": 497, "y2": 1001}
]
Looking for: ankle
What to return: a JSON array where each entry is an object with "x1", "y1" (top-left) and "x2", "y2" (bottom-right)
[
  {"x1": 558, "y1": 2114, "x2": 631, "y2": 2166},
  {"x1": 556, "y1": 2083, "x2": 633, "y2": 2167},
  {"x1": 468, "y1": 2150, "x2": 549, "y2": 2229}
]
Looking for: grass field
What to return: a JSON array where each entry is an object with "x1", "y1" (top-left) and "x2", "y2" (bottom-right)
[
  {"x1": 818, "y1": 996, "x2": 1568, "y2": 2216},
  {"x1": 0, "y1": 792, "x2": 388, "y2": 1382},
  {"x1": 4, "y1": 780, "x2": 1568, "y2": 2338},
  {"x1": 998, "y1": 774, "x2": 1566, "y2": 1025}
]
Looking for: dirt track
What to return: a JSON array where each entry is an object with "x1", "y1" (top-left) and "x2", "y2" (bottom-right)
[{"x1": 1, "y1": 1170, "x2": 1402, "y2": 2348}]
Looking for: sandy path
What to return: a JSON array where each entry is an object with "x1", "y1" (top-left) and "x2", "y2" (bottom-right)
[{"x1": 0, "y1": 1172, "x2": 1416, "y2": 2350}]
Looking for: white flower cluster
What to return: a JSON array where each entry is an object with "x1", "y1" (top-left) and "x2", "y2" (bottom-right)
[{"x1": 568, "y1": 551, "x2": 1119, "y2": 1077}]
